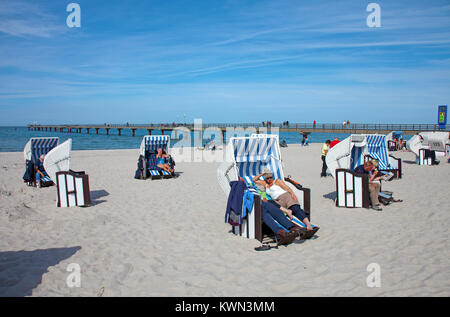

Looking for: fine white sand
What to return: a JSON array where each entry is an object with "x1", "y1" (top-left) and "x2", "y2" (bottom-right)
[{"x1": 0, "y1": 144, "x2": 449, "y2": 296}]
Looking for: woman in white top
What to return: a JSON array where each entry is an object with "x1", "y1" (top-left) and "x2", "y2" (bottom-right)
[{"x1": 252, "y1": 168, "x2": 317, "y2": 236}]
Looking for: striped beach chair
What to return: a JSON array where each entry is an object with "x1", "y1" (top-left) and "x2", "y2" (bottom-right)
[
  {"x1": 363, "y1": 134, "x2": 402, "y2": 178},
  {"x1": 217, "y1": 134, "x2": 312, "y2": 242},
  {"x1": 139, "y1": 135, "x2": 173, "y2": 179},
  {"x1": 24, "y1": 137, "x2": 59, "y2": 164},
  {"x1": 328, "y1": 134, "x2": 400, "y2": 209},
  {"x1": 23, "y1": 137, "x2": 59, "y2": 185}
]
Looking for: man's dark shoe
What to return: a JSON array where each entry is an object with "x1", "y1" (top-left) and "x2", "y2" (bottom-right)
[
  {"x1": 276, "y1": 229, "x2": 296, "y2": 245},
  {"x1": 290, "y1": 225, "x2": 307, "y2": 239}
]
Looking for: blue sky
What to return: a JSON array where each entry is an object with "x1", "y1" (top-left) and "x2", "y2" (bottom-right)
[{"x1": 0, "y1": 0, "x2": 449, "y2": 125}]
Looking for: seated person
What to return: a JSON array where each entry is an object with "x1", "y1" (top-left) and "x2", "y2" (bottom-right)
[
  {"x1": 354, "y1": 160, "x2": 385, "y2": 211},
  {"x1": 393, "y1": 138, "x2": 399, "y2": 150},
  {"x1": 156, "y1": 148, "x2": 175, "y2": 174},
  {"x1": 253, "y1": 168, "x2": 319, "y2": 238},
  {"x1": 34, "y1": 155, "x2": 52, "y2": 188}
]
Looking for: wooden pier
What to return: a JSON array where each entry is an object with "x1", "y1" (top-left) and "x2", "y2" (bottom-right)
[{"x1": 27, "y1": 123, "x2": 449, "y2": 139}]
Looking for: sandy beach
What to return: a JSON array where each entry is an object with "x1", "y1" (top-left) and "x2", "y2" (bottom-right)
[{"x1": 0, "y1": 144, "x2": 449, "y2": 297}]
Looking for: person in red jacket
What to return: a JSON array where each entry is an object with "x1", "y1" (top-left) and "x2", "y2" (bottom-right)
[{"x1": 329, "y1": 137, "x2": 340, "y2": 148}]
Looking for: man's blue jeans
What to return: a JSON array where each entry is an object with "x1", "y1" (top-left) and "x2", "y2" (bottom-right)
[{"x1": 261, "y1": 201, "x2": 294, "y2": 234}]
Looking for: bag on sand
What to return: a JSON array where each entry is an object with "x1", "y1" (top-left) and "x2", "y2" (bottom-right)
[
  {"x1": 378, "y1": 192, "x2": 393, "y2": 206},
  {"x1": 378, "y1": 191, "x2": 403, "y2": 206}
]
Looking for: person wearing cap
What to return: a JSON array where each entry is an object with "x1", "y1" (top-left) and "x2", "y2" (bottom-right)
[{"x1": 253, "y1": 168, "x2": 319, "y2": 239}]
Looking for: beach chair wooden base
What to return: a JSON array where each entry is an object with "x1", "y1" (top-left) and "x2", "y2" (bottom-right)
[
  {"x1": 419, "y1": 149, "x2": 434, "y2": 165},
  {"x1": 56, "y1": 170, "x2": 91, "y2": 207},
  {"x1": 335, "y1": 169, "x2": 370, "y2": 208}
]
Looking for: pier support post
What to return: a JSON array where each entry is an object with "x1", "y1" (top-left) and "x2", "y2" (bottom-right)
[
  {"x1": 86, "y1": 128, "x2": 90, "y2": 134},
  {"x1": 148, "y1": 129, "x2": 152, "y2": 135},
  {"x1": 106, "y1": 128, "x2": 110, "y2": 135},
  {"x1": 96, "y1": 128, "x2": 99, "y2": 135},
  {"x1": 118, "y1": 128, "x2": 122, "y2": 136},
  {"x1": 131, "y1": 129, "x2": 136, "y2": 137}
]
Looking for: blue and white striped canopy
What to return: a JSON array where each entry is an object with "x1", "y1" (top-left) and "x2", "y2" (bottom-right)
[
  {"x1": 366, "y1": 135, "x2": 390, "y2": 170},
  {"x1": 31, "y1": 138, "x2": 59, "y2": 163},
  {"x1": 231, "y1": 135, "x2": 283, "y2": 180},
  {"x1": 143, "y1": 135, "x2": 170, "y2": 152}
]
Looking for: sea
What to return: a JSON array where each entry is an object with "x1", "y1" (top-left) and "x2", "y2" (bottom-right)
[{"x1": 0, "y1": 126, "x2": 410, "y2": 152}]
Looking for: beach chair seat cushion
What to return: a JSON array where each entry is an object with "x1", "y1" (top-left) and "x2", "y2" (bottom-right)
[{"x1": 146, "y1": 153, "x2": 162, "y2": 177}]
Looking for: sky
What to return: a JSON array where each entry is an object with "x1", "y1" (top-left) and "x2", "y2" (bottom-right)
[{"x1": 0, "y1": 0, "x2": 449, "y2": 125}]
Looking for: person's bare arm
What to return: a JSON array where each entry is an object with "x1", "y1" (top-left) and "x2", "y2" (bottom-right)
[
  {"x1": 252, "y1": 172, "x2": 266, "y2": 186},
  {"x1": 369, "y1": 170, "x2": 384, "y2": 182}
]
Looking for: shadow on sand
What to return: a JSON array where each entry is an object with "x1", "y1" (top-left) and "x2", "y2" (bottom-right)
[
  {"x1": 323, "y1": 191, "x2": 337, "y2": 201},
  {"x1": 90, "y1": 189, "x2": 109, "y2": 206},
  {"x1": 0, "y1": 246, "x2": 81, "y2": 297}
]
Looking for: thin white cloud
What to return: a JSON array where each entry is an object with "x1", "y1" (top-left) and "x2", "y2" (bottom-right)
[{"x1": 0, "y1": 0, "x2": 64, "y2": 37}]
